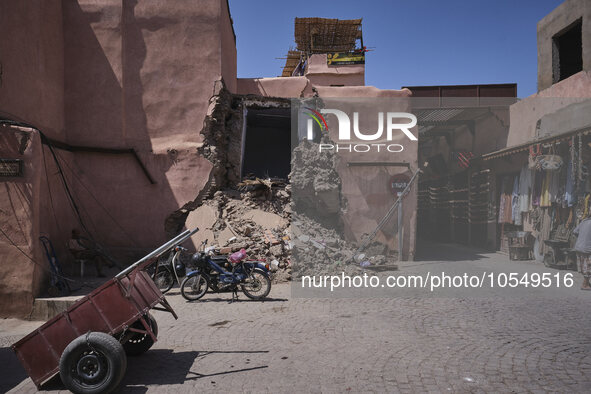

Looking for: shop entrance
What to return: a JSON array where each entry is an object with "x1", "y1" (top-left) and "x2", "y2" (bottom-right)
[{"x1": 241, "y1": 107, "x2": 291, "y2": 180}]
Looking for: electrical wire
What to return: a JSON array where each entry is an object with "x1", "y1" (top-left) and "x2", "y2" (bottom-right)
[
  {"x1": 43, "y1": 135, "x2": 93, "y2": 237},
  {"x1": 54, "y1": 148, "x2": 141, "y2": 247},
  {"x1": 41, "y1": 144, "x2": 63, "y2": 234}
]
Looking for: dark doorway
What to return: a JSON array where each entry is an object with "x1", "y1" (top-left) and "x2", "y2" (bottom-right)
[
  {"x1": 242, "y1": 107, "x2": 291, "y2": 180},
  {"x1": 553, "y1": 19, "x2": 583, "y2": 83}
]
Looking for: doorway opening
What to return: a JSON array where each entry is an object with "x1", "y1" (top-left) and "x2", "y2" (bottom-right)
[{"x1": 241, "y1": 107, "x2": 291, "y2": 180}]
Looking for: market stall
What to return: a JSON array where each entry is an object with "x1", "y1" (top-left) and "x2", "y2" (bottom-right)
[{"x1": 483, "y1": 131, "x2": 591, "y2": 268}]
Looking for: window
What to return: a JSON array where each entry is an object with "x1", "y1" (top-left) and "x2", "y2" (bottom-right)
[
  {"x1": 553, "y1": 19, "x2": 583, "y2": 84},
  {"x1": 0, "y1": 159, "x2": 23, "y2": 177}
]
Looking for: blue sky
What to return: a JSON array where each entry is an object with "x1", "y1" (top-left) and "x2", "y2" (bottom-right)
[{"x1": 229, "y1": 0, "x2": 564, "y2": 98}]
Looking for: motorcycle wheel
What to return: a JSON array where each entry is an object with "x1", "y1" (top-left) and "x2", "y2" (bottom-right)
[
  {"x1": 153, "y1": 269, "x2": 174, "y2": 293},
  {"x1": 241, "y1": 269, "x2": 271, "y2": 300},
  {"x1": 180, "y1": 274, "x2": 209, "y2": 301}
]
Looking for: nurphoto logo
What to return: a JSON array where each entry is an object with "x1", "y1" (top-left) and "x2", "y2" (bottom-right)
[{"x1": 304, "y1": 108, "x2": 418, "y2": 153}]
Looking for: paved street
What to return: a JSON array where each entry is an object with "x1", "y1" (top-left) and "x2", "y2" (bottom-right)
[{"x1": 3, "y1": 243, "x2": 591, "y2": 393}]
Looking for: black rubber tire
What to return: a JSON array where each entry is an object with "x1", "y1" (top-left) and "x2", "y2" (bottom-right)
[
  {"x1": 122, "y1": 314, "x2": 158, "y2": 356},
  {"x1": 153, "y1": 269, "x2": 174, "y2": 293},
  {"x1": 241, "y1": 269, "x2": 271, "y2": 300},
  {"x1": 180, "y1": 273, "x2": 209, "y2": 301},
  {"x1": 59, "y1": 332, "x2": 127, "y2": 394}
]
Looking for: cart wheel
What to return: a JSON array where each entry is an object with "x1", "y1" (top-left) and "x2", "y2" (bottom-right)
[
  {"x1": 123, "y1": 314, "x2": 158, "y2": 356},
  {"x1": 59, "y1": 332, "x2": 126, "y2": 394}
]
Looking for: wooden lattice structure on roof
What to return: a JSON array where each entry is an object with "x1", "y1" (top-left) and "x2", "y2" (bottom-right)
[
  {"x1": 281, "y1": 50, "x2": 303, "y2": 77},
  {"x1": 294, "y1": 17, "x2": 362, "y2": 53}
]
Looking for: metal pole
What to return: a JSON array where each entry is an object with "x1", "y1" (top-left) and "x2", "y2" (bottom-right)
[
  {"x1": 349, "y1": 169, "x2": 421, "y2": 262},
  {"x1": 116, "y1": 228, "x2": 199, "y2": 278},
  {"x1": 398, "y1": 198, "x2": 403, "y2": 262}
]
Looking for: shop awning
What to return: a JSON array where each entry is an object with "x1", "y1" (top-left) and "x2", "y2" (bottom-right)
[{"x1": 480, "y1": 125, "x2": 591, "y2": 161}]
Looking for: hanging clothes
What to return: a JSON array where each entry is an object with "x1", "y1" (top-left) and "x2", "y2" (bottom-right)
[
  {"x1": 498, "y1": 176, "x2": 514, "y2": 224},
  {"x1": 519, "y1": 164, "x2": 532, "y2": 213},
  {"x1": 540, "y1": 208, "x2": 553, "y2": 255},
  {"x1": 498, "y1": 177, "x2": 506, "y2": 224},
  {"x1": 549, "y1": 169, "x2": 560, "y2": 204},
  {"x1": 540, "y1": 171, "x2": 551, "y2": 207},
  {"x1": 532, "y1": 170, "x2": 542, "y2": 207},
  {"x1": 564, "y1": 161, "x2": 575, "y2": 207},
  {"x1": 540, "y1": 171, "x2": 558, "y2": 207},
  {"x1": 512, "y1": 175, "x2": 521, "y2": 225}
]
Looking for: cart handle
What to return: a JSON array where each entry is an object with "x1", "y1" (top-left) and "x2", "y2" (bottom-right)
[{"x1": 116, "y1": 228, "x2": 199, "y2": 278}]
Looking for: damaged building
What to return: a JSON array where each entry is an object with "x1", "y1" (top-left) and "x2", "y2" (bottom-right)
[{"x1": 0, "y1": 2, "x2": 420, "y2": 317}]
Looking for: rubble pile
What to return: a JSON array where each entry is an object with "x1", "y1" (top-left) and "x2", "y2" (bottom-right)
[
  {"x1": 186, "y1": 181, "x2": 293, "y2": 282},
  {"x1": 292, "y1": 212, "x2": 399, "y2": 277},
  {"x1": 185, "y1": 137, "x2": 397, "y2": 282},
  {"x1": 290, "y1": 137, "x2": 344, "y2": 230}
]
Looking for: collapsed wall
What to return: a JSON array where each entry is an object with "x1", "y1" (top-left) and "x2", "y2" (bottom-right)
[
  {"x1": 168, "y1": 87, "x2": 398, "y2": 281},
  {"x1": 290, "y1": 138, "x2": 398, "y2": 277},
  {"x1": 290, "y1": 136, "x2": 344, "y2": 230}
]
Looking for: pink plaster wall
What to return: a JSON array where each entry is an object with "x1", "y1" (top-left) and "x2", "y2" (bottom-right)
[
  {"x1": 237, "y1": 76, "x2": 309, "y2": 97},
  {"x1": 61, "y1": 0, "x2": 230, "y2": 253},
  {"x1": 221, "y1": 0, "x2": 237, "y2": 93},
  {"x1": 0, "y1": 0, "x2": 238, "y2": 316},
  {"x1": 305, "y1": 54, "x2": 365, "y2": 86},
  {"x1": 508, "y1": 71, "x2": 591, "y2": 147},
  {"x1": 0, "y1": 1, "x2": 69, "y2": 317},
  {"x1": 0, "y1": 129, "x2": 43, "y2": 317},
  {"x1": 0, "y1": 1, "x2": 65, "y2": 138}
]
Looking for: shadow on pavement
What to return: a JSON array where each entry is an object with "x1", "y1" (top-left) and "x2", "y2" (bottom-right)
[
  {"x1": 415, "y1": 239, "x2": 491, "y2": 262},
  {"x1": 120, "y1": 349, "x2": 268, "y2": 389},
  {"x1": 187, "y1": 297, "x2": 288, "y2": 303},
  {"x1": 0, "y1": 347, "x2": 28, "y2": 392}
]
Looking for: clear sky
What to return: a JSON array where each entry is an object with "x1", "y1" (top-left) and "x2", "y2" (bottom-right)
[{"x1": 228, "y1": 0, "x2": 565, "y2": 98}]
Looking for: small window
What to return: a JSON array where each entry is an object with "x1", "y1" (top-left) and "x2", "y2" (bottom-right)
[
  {"x1": 0, "y1": 159, "x2": 23, "y2": 177},
  {"x1": 552, "y1": 19, "x2": 583, "y2": 84}
]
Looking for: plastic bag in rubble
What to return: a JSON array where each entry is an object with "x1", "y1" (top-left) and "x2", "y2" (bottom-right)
[
  {"x1": 360, "y1": 260, "x2": 371, "y2": 268},
  {"x1": 270, "y1": 259, "x2": 279, "y2": 271},
  {"x1": 229, "y1": 248, "x2": 247, "y2": 264}
]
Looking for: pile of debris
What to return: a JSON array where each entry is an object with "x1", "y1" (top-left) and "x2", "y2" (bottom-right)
[
  {"x1": 291, "y1": 212, "x2": 388, "y2": 277},
  {"x1": 290, "y1": 137, "x2": 344, "y2": 230},
  {"x1": 184, "y1": 137, "x2": 397, "y2": 282},
  {"x1": 185, "y1": 179, "x2": 293, "y2": 282}
]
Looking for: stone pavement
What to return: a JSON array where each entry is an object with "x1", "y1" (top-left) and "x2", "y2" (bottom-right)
[{"x1": 2, "y1": 243, "x2": 591, "y2": 393}]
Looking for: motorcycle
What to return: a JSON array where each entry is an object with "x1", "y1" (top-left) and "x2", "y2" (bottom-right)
[
  {"x1": 180, "y1": 247, "x2": 272, "y2": 301},
  {"x1": 149, "y1": 245, "x2": 190, "y2": 293}
]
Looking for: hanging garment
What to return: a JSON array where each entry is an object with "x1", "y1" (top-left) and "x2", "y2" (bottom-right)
[
  {"x1": 512, "y1": 175, "x2": 521, "y2": 225},
  {"x1": 540, "y1": 208, "x2": 553, "y2": 255},
  {"x1": 519, "y1": 164, "x2": 532, "y2": 212},
  {"x1": 498, "y1": 176, "x2": 513, "y2": 224},
  {"x1": 532, "y1": 171, "x2": 542, "y2": 207},
  {"x1": 540, "y1": 171, "x2": 551, "y2": 207},
  {"x1": 549, "y1": 169, "x2": 560, "y2": 204},
  {"x1": 498, "y1": 178, "x2": 506, "y2": 224},
  {"x1": 563, "y1": 162, "x2": 574, "y2": 207}
]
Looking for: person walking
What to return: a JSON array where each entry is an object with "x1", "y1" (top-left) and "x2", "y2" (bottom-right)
[{"x1": 573, "y1": 218, "x2": 591, "y2": 290}]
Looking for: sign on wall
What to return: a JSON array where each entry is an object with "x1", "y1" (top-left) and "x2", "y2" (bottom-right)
[
  {"x1": 327, "y1": 52, "x2": 365, "y2": 65},
  {"x1": 390, "y1": 174, "x2": 411, "y2": 196}
]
